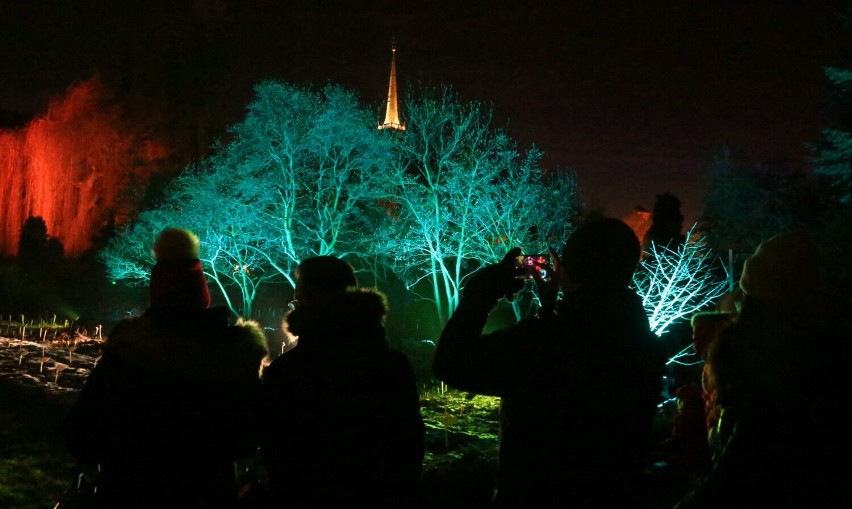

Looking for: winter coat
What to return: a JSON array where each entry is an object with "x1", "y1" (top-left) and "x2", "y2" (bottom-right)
[
  {"x1": 260, "y1": 288, "x2": 425, "y2": 509},
  {"x1": 674, "y1": 300, "x2": 852, "y2": 509},
  {"x1": 65, "y1": 306, "x2": 269, "y2": 509},
  {"x1": 434, "y1": 287, "x2": 665, "y2": 508},
  {"x1": 662, "y1": 385, "x2": 712, "y2": 481}
]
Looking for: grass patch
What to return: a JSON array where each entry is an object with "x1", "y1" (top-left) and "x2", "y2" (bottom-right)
[
  {"x1": 419, "y1": 386, "x2": 501, "y2": 508},
  {"x1": 0, "y1": 453, "x2": 76, "y2": 509},
  {"x1": 0, "y1": 374, "x2": 78, "y2": 509}
]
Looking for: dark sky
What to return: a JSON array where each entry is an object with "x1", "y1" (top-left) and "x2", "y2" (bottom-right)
[{"x1": 2, "y1": 0, "x2": 851, "y2": 223}]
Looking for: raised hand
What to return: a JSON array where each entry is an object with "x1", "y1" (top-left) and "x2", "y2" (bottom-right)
[
  {"x1": 463, "y1": 247, "x2": 525, "y2": 303},
  {"x1": 533, "y1": 247, "x2": 561, "y2": 314}
]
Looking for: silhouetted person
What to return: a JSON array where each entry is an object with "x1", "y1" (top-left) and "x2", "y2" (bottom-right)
[
  {"x1": 689, "y1": 312, "x2": 735, "y2": 456},
  {"x1": 65, "y1": 227, "x2": 269, "y2": 509},
  {"x1": 260, "y1": 256, "x2": 425, "y2": 509},
  {"x1": 642, "y1": 192, "x2": 686, "y2": 253},
  {"x1": 661, "y1": 384, "x2": 712, "y2": 485},
  {"x1": 433, "y1": 218, "x2": 665, "y2": 508},
  {"x1": 675, "y1": 232, "x2": 852, "y2": 508}
]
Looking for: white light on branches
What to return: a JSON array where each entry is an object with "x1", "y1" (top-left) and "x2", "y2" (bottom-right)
[{"x1": 632, "y1": 224, "x2": 728, "y2": 338}]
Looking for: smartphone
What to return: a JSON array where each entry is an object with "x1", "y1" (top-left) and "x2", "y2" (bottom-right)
[{"x1": 514, "y1": 254, "x2": 552, "y2": 280}]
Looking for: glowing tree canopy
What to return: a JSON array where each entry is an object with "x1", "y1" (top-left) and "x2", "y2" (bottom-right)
[
  {"x1": 373, "y1": 86, "x2": 578, "y2": 323},
  {"x1": 100, "y1": 81, "x2": 390, "y2": 317},
  {"x1": 102, "y1": 81, "x2": 578, "y2": 322}
]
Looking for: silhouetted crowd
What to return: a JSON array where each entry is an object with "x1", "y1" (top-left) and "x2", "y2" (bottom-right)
[{"x1": 64, "y1": 221, "x2": 852, "y2": 508}]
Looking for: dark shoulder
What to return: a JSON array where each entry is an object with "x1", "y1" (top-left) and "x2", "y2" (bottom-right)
[
  {"x1": 105, "y1": 311, "x2": 268, "y2": 382},
  {"x1": 262, "y1": 344, "x2": 308, "y2": 385},
  {"x1": 106, "y1": 314, "x2": 151, "y2": 342}
]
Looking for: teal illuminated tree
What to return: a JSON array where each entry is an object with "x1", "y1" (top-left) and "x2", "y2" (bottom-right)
[
  {"x1": 100, "y1": 81, "x2": 390, "y2": 317},
  {"x1": 812, "y1": 67, "x2": 852, "y2": 202},
  {"x1": 101, "y1": 81, "x2": 578, "y2": 323},
  {"x1": 809, "y1": 66, "x2": 852, "y2": 289},
  {"x1": 215, "y1": 81, "x2": 391, "y2": 279},
  {"x1": 373, "y1": 87, "x2": 578, "y2": 323},
  {"x1": 98, "y1": 192, "x2": 278, "y2": 318},
  {"x1": 701, "y1": 148, "x2": 835, "y2": 258}
]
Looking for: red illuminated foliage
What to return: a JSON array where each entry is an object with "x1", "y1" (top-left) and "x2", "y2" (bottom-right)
[{"x1": 0, "y1": 76, "x2": 171, "y2": 257}]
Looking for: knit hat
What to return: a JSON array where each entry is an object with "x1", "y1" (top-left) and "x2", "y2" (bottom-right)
[
  {"x1": 675, "y1": 384, "x2": 702, "y2": 403},
  {"x1": 149, "y1": 227, "x2": 211, "y2": 309},
  {"x1": 739, "y1": 231, "x2": 821, "y2": 306}
]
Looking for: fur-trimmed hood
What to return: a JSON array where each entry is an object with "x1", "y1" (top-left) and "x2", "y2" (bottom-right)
[
  {"x1": 283, "y1": 288, "x2": 389, "y2": 352},
  {"x1": 105, "y1": 306, "x2": 269, "y2": 383}
]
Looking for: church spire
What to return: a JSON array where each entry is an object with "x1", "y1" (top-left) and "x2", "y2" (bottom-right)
[{"x1": 378, "y1": 41, "x2": 405, "y2": 131}]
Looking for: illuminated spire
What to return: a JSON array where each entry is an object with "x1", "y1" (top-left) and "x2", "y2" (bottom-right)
[{"x1": 378, "y1": 41, "x2": 405, "y2": 131}]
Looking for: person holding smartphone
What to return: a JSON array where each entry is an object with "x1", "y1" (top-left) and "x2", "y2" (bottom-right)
[{"x1": 433, "y1": 217, "x2": 665, "y2": 508}]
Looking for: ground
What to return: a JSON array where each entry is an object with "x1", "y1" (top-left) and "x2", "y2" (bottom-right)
[
  {"x1": 0, "y1": 326, "x2": 691, "y2": 508},
  {"x1": 0, "y1": 333, "x2": 98, "y2": 509},
  {"x1": 0, "y1": 330, "x2": 500, "y2": 509}
]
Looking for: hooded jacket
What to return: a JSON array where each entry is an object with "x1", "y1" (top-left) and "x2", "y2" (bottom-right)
[
  {"x1": 65, "y1": 306, "x2": 268, "y2": 508},
  {"x1": 260, "y1": 288, "x2": 425, "y2": 509}
]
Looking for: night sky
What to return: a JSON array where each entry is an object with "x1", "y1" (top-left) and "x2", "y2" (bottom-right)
[{"x1": 2, "y1": 0, "x2": 851, "y2": 224}]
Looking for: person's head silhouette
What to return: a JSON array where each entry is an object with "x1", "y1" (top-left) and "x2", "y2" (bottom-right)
[
  {"x1": 560, "y1": 217, "x2": 641, "y2": 291},
  {"x1": 293, "y1": 256, "x2": 358, "y2": 307}
]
